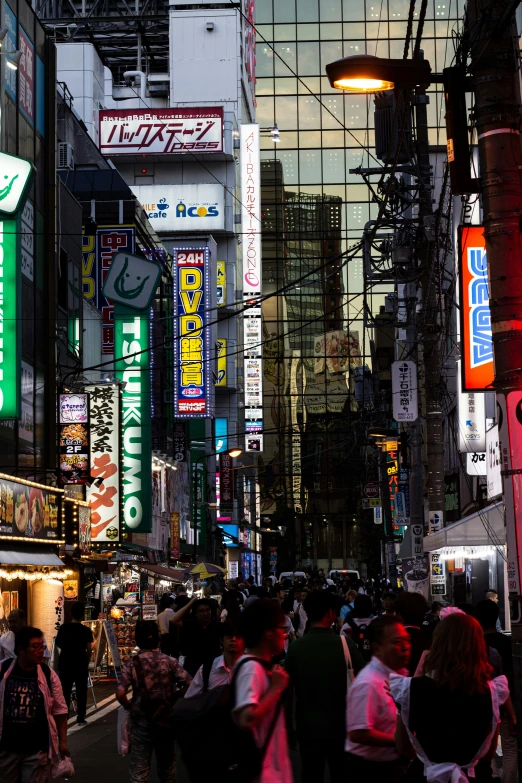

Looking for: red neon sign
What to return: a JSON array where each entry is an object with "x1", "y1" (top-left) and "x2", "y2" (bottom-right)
[{"x1": 459, "y1": 225, "x2": 494, "y2": 391}]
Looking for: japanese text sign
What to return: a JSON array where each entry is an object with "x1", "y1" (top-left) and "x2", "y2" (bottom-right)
[
  {"x1": 86, "y1": 385, "x2": 121, "y2": 543},
  {"x1": 18, "y1": 27, "x2": 34, "y2": 126}
]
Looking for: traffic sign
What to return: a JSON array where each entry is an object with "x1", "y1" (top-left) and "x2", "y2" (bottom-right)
[{"x1": 364, "y1": 482, "x2": 379, "y2": 499}]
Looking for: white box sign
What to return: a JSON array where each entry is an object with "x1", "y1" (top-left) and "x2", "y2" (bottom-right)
[{"x1": 133, "y1": 184, "x2": 225, "y2": 232}]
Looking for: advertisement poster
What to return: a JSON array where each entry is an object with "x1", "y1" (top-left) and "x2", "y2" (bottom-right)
[
  {"x1": 0, "y1": 477, "x2": 61, "y2": 541},
  {"x1": 133, "y1": 184, "x2": 224, "y2": 232},
  {"x1": 63, "y1": 580, "x2": 79, "y2": 600},
  {"x1": 86, "y1": 385, "x2": 120, "y2": 543},
  {"x1": 59, "y1": 421, "x2": 90, "y2": 485},
  {"x1": 59, "y1": 394, "x2": 88, "y2": 424},
  {"x1": 99, "y1": 107, "x2": 224, "y2": 155}
]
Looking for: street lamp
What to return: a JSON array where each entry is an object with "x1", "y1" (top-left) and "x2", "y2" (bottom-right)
[
  {"x1": 325, "y1": 54, "x2": 432, "y2": 93},
  {"x1": 192, "y1": 447, "x2": 242, "y2": 561}
]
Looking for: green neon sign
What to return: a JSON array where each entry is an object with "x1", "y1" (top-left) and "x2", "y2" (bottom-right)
[
  {"x1": 0, "y1": 219, "x2": 20, "y2": 418},
  {"x1": 0, "y1": 151, "x2": 35, "y2": 216},
  {"x1": 114, "y1": 303, "x2": 152, "y2": 533}
]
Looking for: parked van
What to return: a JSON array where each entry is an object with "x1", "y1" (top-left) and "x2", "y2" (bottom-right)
[
  {"x1": 329, "y1": 569, "x2": 360, "y2": 583},
  {"x1": 278, "y1": 571, "x2": 307, "y2": 583}
]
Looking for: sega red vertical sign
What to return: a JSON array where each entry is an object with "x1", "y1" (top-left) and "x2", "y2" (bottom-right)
[
  {"x1": 459, "y1": 226, "x2": 494, "y2": 391},
  {"x1": 18, "y1": 27, "x2": 34, "y2": 126}
]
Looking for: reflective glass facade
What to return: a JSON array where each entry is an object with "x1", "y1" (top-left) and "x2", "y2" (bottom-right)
[{"x1": 258, "y1": 0, "x2": 462, "y2": 569}]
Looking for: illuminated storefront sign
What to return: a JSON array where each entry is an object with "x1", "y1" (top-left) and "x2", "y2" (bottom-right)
[
  {"x1": 59, "y1": 416, "x2": 89, "y2": 486},
  {"x1": 0, "y1": 152, "x2": 34, "y2": 216},
  {"x1": 173, "y1": 247, "x2": 213, "y2": 418},
  {"x1": 114, "y1": 307, "x2": 152, "y2": 533},
  {"x1": 459, "y1": 226, "x2": 494, "y2": 391},
  {"x1": 0, "y1": 220, "x2": 20, "y2": 418},
  {"x1": 81, "y1": 226, "x2": 135, "y2": 355},
  {"x1": 133, "y1": 184, "x2": 224, "y2": 232},
  {"x1": 86, "y1": 384, "x2": 121, "y2": 543},
  {"x1": 0, "y1": 475, "x2": 62, "y2": 542},
  {"x1": 215, "y1": 418, "x2": 228, "y2": 454},
  {"x1": 219, "y1": 453, "x2": 234, "y2": 515},
  {"x1": 216, "y1": 338, "x2": 227, "y2": 386},
  {"x1": 457, "y1": 365, "x2": 486, "y2": 452},
  {"x1": 241, "y1": 124, "x2": 261, "y2": 297},
  {"x1": 99, "y1": 107, "x2": 224, "y2": 155},
  {"x1": 103, "y1": 251, "x2": 161, "y2": 310}
]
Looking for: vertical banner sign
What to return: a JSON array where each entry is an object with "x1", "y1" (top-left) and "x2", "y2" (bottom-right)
[
  {"x1": 486, "y1": 424, "x2": 502, "y2": 500},
  {"x1": 58, "y1": 394, "x2": 90, "y2": 485},
  {"x1": 216, "y1": 338, "x2": 227, "y2": 386},
  {"x1": 114, "y1": 306, "x2": 152, "y2": 533},
  {"x1": 459, "y1": 226, "x2": 494, "y2": 391},
  {"x1": 219, "y1": 453, "x2": 234, "y2": 515},
  {"x1": 4, "y1": 5, "x2": 17, "y2": 102},
  {"x1": 391, "y1": 361, "x2": 418, "y2": 422},
  {"x1": 0, "y1": 220, "x2": 20, "y2": 419},
  {"x1": 498, "y1": 392, "x2": 522, "y2": 596},
  {"x1": 428, "y1": 510, "x2": 444, "y2": 534},
  {"x1": 457, "y1": 365, "x2": 486, "y2": 452},
  {"x1": 430, "y1": 553, "x2": 446, "y2": 595},
  {"x1": 216, "y1": 260, "x2": 226, "y2": 306},
  {"x1": 214, "y1": 418, "x2": 228, "y2": 454},
  {"x1": 173, "y1": 247, "x2": 213, "y2": 417},
  {"x1": 170, "y1": 512, "x2": 180, "y2": 560},
  {"x1": 18, "y1": 27, "x2": 34, "y2": 126},
  {"x1": 173, "y1": 422, "x2": 186, "y2": 462},
  {"x1": 241, "y1": 124, "x2": 263, "y2": 452},
  {"x1": 86, "y1": 385, "x2": 121, "y2": 543}
]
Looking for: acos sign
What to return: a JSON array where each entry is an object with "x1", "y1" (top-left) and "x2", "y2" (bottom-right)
[{"x1": 114, "y1": 307, "x2": 152, "y2": 533}]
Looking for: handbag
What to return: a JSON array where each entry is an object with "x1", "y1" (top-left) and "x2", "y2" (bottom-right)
[{"x1": 341, "y1": 634, "x2": 355, "y2": 693}]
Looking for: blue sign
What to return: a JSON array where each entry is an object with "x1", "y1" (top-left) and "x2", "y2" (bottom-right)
[
  {"x1": 218, "y1": 522, "x2": 238, "y2": 547},
  {"x1": 215, "y1": 417, "x2": 228, "y2": 453},
  {"x1": 4, "y1": 5, "x2": 16, "y2": 102}
]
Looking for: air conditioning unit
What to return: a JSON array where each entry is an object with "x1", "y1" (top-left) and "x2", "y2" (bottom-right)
[{"x1": 57, "y1": 142, "x2": 74, "y2": 170}]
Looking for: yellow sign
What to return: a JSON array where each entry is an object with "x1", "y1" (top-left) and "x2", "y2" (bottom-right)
[
  {"x1": 217, "y1": 260, "x2": 226, "y2": 306},
  {"x1": 217, "y1": 338, "x2": 227, "y2": 386},
  {"x1": 386, "y1": 440, "x2": 398, "y2": 451},
  {"x1": 368, "y1": 498, "x2": 381, "y2": 507}
]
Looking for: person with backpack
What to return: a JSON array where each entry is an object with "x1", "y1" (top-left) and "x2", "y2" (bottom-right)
[
  {"x1": 342, "y1": 593, "x2": 375, "y2": 661},
  {"x1": 232, "y1": 598, "x2": 292, "y2": 783},
  {"x1": 284, "y1": 591, "x2": 365, "y2": 783},
  {"x1": 116, "y1": 620, "x2": 191, "y2": 783},
  {"x1": 184, "y1": 622, "x2": 245, "y2": 698},
  {"x1": 345, "y1": 615, "x2": 411, "y2": 781},
  {"x1": 0, "y1": 625, "x2": 70, "y2": 782}
]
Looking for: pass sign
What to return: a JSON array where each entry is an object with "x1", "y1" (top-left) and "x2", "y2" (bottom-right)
[{"x1": 0, "y1": 152, "x2": 34, "y2": 215}]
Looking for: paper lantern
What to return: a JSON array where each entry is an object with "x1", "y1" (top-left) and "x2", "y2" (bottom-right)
[{"x1": 31, "y1": 579, "x2": 64, "y2": 653}]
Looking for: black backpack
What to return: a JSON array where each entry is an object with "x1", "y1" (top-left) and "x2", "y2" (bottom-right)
[
  {"x1": 346, "y1": 617, "x2": 372, "y2": 661},
  {"x1": 172, "y1": 656, "x2": 283, "y2": 783}
]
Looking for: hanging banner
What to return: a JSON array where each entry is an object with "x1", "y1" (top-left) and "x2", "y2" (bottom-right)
[
  {"x1": 173, "y1": 247, "x2": 213, "y2": 418},
  {"x1": 391, "y1": 361, "x2": 418, "y2": 422},
  {"x1": 58, "y1": 419, "x2": 89, "y2": 486},
  {"x1": 498, "y1": 392, "x2": 521, "y2": 596},
  {"x1": 216, "y1": 338, "x2": 227, "y2": 386},
  {"x1": 459, "y1": 226, "x2": 494, "y2": 391},
  {"x1": 114, "y1": 305, "x2": 152, "y2": 533},
  {"x1": 466, "y1": 451, "x2": 487, "y2": 476},
  {"x1": 457, "y1": 367, "x2": 486, "y2": 452},
  {"x1": 86, "y1": 384, "x2": 121, "y2": 543},
  {"x1": 217, "y1": 260, "x2": 226, "y2": 306},
  {"x1": 486, "y1": 424, "x2": 502, "y2": 500},
  {"x1": 241, "y1": 124, "x2": 261, "y2": 297},
  {"x1": 173, "y1": 422, "x2": 186, "y2": 462},
  {"x1": 219, "y1": 453, "x2": 234, "y2": 515},
  {"x1": 170, "y1": 512, "x2": 180, "y2": 560},
  {"x1": 430, "y1": 553, "x2": 446, "y2": 595}
]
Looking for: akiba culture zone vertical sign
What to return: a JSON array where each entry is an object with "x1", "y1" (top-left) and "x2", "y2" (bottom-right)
[
  {"x1": 114, "y1": 308, "x2": 152, "y2": 533},
  {"x1": 173, "y1": 248, "x2": 213, "y2": 418},
  {"x1": 459, "y1": 226, "x2": 494, "y2": 392}
]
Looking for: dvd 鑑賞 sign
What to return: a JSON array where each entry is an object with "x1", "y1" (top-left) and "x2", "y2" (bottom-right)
[{"x1": 99, "y1": 107, "x2": 224, "y2": 155}]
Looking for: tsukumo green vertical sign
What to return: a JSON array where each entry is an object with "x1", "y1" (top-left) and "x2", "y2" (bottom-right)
[
  {"x1": 114, "y1": 303, "x2": 152, "y2": 533},
  {"x1": 0, "y1": 220, "x2": 20, "y2": 418}
]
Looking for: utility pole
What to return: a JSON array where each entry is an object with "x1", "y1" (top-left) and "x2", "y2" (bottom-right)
[{"x1": 467, "y1": 0, "x2": 522, "y2": 774}]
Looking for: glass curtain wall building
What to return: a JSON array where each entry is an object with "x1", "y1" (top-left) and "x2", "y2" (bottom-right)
[{"x1": 257, "y1": 0, "x2": 462, "y2": 571}]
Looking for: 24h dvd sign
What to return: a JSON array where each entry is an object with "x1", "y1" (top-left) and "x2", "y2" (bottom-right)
[{"x1": 173, "y1": 248, "x2": 213, "y2": 418}]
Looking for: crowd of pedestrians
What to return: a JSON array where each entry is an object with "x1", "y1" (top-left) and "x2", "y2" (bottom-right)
[
  {"x1": 113, "y1": 573, "x2": 518, "y2": 783},
  {"x1": 0, "y1": 575, "x2": 516, "y2": 783}
]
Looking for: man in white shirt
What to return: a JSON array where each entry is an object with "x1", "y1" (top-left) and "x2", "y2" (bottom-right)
[
  {"x1": 233, "y1": 599, "x2": 293, "y2": 783},
  {"x1": 346, "y1": 615, "x2": 411, "y2": 781},
  {"x1": 185, "y1": 622, "x2": 244, "y2": 698},
  {"x1": 0, "y1": 610, "x2": 50, "y2": 662},
  {"x1": 293, "y1": 589, "x2": 308, "y2": 638}
]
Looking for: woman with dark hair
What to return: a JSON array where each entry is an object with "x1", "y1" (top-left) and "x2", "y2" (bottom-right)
[
  {"x1": 116, "y1": 620, "x2": 191, "y2": 783},
  {"x1": 390, "y1": 613, "x2": 509, "y2": 782}
]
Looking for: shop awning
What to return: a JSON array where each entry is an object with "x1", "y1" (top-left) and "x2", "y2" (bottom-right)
[
  {"x1": 142, "y1": 564, "x2": 186, "y2": 583},
  {"x1": 0, "y1": 547, "x2": 65, "y2": 567},
  {"x1": 423, "y1": 502, "x2": 505, "y2": 552}
]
